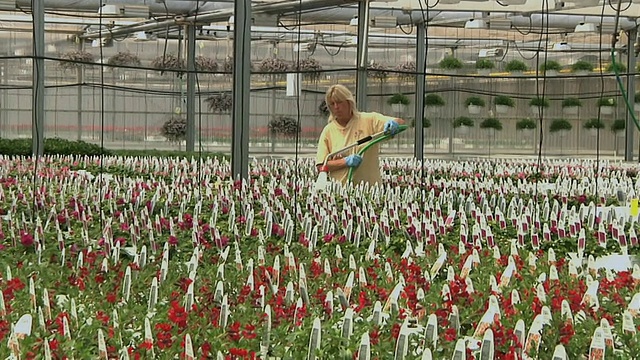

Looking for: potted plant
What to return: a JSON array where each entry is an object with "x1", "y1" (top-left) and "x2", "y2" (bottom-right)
[
  {"x1": 634, "y1": 92, "x2": 640, "y2": 113},
  {"x1": 367, "y1": 61, "x2": 389, "y2": 82},
  {"x1": 516, "y1": 118, "x2": 537, "y2": 132},
  {"x1": 606, "y1": 62, "x2": 626, "y2": 74},
  {"x1": 540, "y1": 60, "x2": 562, "y2": 76},
  {"x1": 412, "y1": 117, "x2": 431, "y2": 128},
  {"x1": 195, "y1": 56, "x2": 219, "y2": 73},
  {"x1": 529, "y1": 97, "x2": 550, "y2": 115},
  {"x1": 395, "y1": 61, "x2": 416, "y2": 82},
  {"x1": 480, "y1": 117, "x2": 503, "y2": 136},
  {"x1": 494, "y1": 95, "x2": 515, "y2": 114},
  {"x1": 269, "y1": 116, "x2": 301, "y2": 137},
  {"x1": 453, "y1": 116, "x2": 474, "y2": 135},
  {"x1": 387, "y1": 93, "x2": 410, "y2": 113},
  {"x1": 505, "y1": 60, "x2": 528, "y2": 75},
  {"x1": 597, "y1": 97, "x2": 616, "y2": 115},
  {"x1": 611, "y1": 119, "x2": 625, "y2": 135},
  {"x1": 424, "y1": 94, "x2": 445, "y2": 113},
  {"x1": 583, "y1": 118, "x2": 605, "y2": 136},
  {"x1": 549, "y1": 118, "x2": 572, "y2": 136},
  {"x1": 571, "y1": 60, "x2": 593, "y2": 75},
  {"x1": 107, "y1": 51, "x2": 141, "y2": 68},
  {"x1": 151, "y1": 53, "x2": 185, "y2": 77},
  {"x1": 318, "y1": 100, "x2": 330, "y2": 117},
  {"x1": 58, "y1": 50, "x2": 95, "y2": 71},
  {"x1": 160, "y1": 116, "x2": 187, "y2": 143},
  {"x1": 259, "y1": 57, "x2": 290, "y2": 80},
  {"x1": 562, "y1": 97, "x2": 582, "y2": 115},
  {"x1": 204, "y1": 93, "x2": 233, "y2": 113},
  {"x1": 298, "y1": 57, "x2": 323, "y2": 82},
  {"x1": 475, "y1": 59, "x2": 494, "y2": 76},
  {"x1": 465, "y1": 96, "x2": 485, "y2": 115},
  {"x1": 439, "y1": 56, "x2": 463, "y2": 74}
]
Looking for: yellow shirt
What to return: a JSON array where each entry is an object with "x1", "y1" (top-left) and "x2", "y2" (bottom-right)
[{"x1": 315, "y1": 112, "x2": 389, "y2": 186}]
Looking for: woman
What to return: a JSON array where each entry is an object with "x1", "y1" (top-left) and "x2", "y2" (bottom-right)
[{"x1": 315, "y1": 84, "x2": 404, "y2": 186}]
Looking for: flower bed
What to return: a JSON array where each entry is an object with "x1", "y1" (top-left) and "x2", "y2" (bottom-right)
[{"x1": 1, "y1": 156, "x2": 640, "y2": 359}]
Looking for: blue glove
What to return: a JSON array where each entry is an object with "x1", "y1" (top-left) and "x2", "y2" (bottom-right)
[
  {"x1": 345, "y1": 154, "x2": 362, "y2": 168},
  {"x1": 384, "y1": 119, "x2": 400, "y2": 135}
]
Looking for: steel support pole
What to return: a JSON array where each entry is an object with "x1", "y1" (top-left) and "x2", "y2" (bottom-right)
[
  {"x1": 355, "y1": 0, "x2": 371, "y2": 109},
  {"x1": 76, "y1": 40, "x2": 83, "y2": 141},
  {"x1": 625, "y1": 28, "x2": 637, "y2": 162},
  {"x1": 231, "y1": 0, "x2": 251, "y2": 180},
  {"x1": 186, "y1": 24, "x2": 197, "y2": 152},
  {"x1": 414, "y1": 22, "x2": 426, "y2": 161},
  {"x1": 32, "y1": 0, "x2": 45, "y2": 157}
]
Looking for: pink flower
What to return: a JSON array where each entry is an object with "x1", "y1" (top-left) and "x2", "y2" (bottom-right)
[{"x1": 20, "y1": 231, "x2": 34, "y2": 247}]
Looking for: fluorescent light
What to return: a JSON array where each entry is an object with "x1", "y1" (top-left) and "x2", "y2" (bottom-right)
[
  {"x1": 552, "y1": 42, "x2": 571, "y2": 51},
  {"x1": 371, "y1": 16, "x2": 397, "y2": 28},
  {"x1": 575, "y1": 23, "x2": 598, "y2": 33},
  {"x1": 349, "y1": 16, "x2": 358, "y2": 27},
  {"x1": 465, "y1": 19, "x2": 487, "y2": 29}
]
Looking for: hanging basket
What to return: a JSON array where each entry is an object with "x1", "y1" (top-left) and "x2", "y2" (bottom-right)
[
  {"x1": 600, "y1": 106, "x2": 614, "y2": 116},
  {"x1": 391, "y1": 104, "x2": 406, "y2": 113},
  {"x1": 563, "y1": 106, "x2": 579, "y2": 115},
  {"x1": 495, "y1": 105, "x2": 510, "y2": 114},
  {"x1": 455, "y1": 126, "x2": 470, "y2": 135},
  {"x1": 468, "y1": 105, "x2": 482, "y2": 115}
]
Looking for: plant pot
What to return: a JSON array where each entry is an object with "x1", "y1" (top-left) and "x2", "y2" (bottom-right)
[
  {"x1": 563, "y1": 106, "x2": 579, "y2": 116},
  {"x1": 634, "y1": 103, "x2": 640, "y2": 112},
  {"x1": 485, "y1": 128, "x2": 496, "y2": 137},
  {"x1": 588, "y1": 128, "x2": 599, "y2": 136},
  {"x1": 441, "y1": 69, "x2": 458, "y2": 75},
  {"x1": 600, "y1": 106, "x2": 614, "y2": 115},
  {"x1": 455, "y1": 126, "x2": 470, "y2": 135},
  {"x1": 391, "y1": 103, "x2": 406, "y2": 113},
  {"x1": 616, "y1": 130, "x2": 625, "y2": 137},
  {"x1": 545, "y1": 70, "x2": 559, "y2": 77},
  {"x1": 519, "y1": 128, "x2": 534, "y2": 135},
  {"x1": 574, "y1": 70, "x2": 589, "y2": 76},
  {"x1": 530, "y1": 106, "x2": 545, "y2": 115},
  {"x1": 557, "y1": 130, "x2": 569, "y2": 137},
  {"x1": 509, "y1": 71, "x2": 524, "y2": 76},
  {"x1": 425, "y1": 106, "x2": 441, "y2": 114},
  {"x1": 468, "y1": 105, "x2": 482, "y2": 115},
  {"x1": 495, "y1": 105, "x2": 510, "y2": 114},
  {"x1": 477, "y1": 69, "x2": 491, "y2": 76}
]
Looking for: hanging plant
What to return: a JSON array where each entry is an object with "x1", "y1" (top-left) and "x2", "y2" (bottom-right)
[
  {"x1": 439, "y1": 56, "x2": 463, "y2": 70},
  {"x1": 223, "y1": 56, "x2": 234, "y2": 74},
  {"x1": 298, "y1": 57, "x2": 323, "y2": 81},
  {"x1": 195, "y1": 56, "x2": 219, "y2": 72},
  {"x1": 395, "y1": 61, "x2": 416, "y2": 81},
  {"x1": 516, "y1": 118, "x2": 537, "y2": 130},
  {"x1": 583, "y1": 118, "x2": 605, "y2": 129},
  {"x1": 367, "y1": 61, "x2": 388, "y2": 81},
  {"x1": 453, "y1": 116, "x2": 474, "y2": 128},
  {"x1": 611, "y1": 119, "x2": 626, "y2": 133},
  {"x1": 205, "y1": 93, "x2": 233, "y2": 113},
  {"x1": 318, "y1": 100, "x2": 330, "y2": 117},
  {"x1": 259, "y1": 57, "x2": 290, "y2": 77},
  {"x1": 505, "y1": 60, "x2": 528, "y2": 73},
  {"x1": 151, "y1": 53, "x2": 185, "y2": 76},
  {"x1": 160, "y1": 116, "x2": 187, "y2": 143},
  {"x1": 549, "y1": 118, "x2": 572, "y2": 133},
  {"x1": 480, "y1": 117, "x2": 503, "y2": 131},
  {"x1": 269, "y1": 116, "x2": 300, "y2": 137},
  {"x1": 58, "y1": 50, "x2": 95, "y2": 70},
  {"x1": 107, "y1": 51, "x2": 141, "y2": 68}
]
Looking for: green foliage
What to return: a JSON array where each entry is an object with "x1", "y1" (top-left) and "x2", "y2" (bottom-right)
[
  {"x1": 0, "y1": 138, "x2": 109, "y2": 156},
  {"x1": 453, "y1": 116, "x2": 474, "y2": 128},
  {"x1": 475, "y1": 59, "x2": 494, "y2": 69},
  {"x1": 494, "y1": 95, "x2": 515, "y2": 107},
  {"x1": 505, "y1": 60, "x2": 528, "y2": 72},
  {"x1": 540, "y1": 60, "x2": 562, "y2": 72},
  {"x1": 549, "y1": 118, "x2": 572, "y2": 133},
  {"x1": 606, "y1": 62, "x2": 626, "y2": 73},
  {"x1": 479, "y1": 117, "x2": 503, "y2": 131},
  {"x1": 439, "y1": 56, "x2": 463, "y2": 70},
  {"x1": 634, "y1": 92, "x2": 640, "y2": 104},
  {"x1": 516, "y1": 118, "x2": 537, "y2": 130},
  {"x1": 411, "y1": 117, "x2": 431, "y2": 128},
  {"x1": 529, "y1": 97, "x2": 550, "y2": 107},
  {"x1": 424, "y1": 94, "x2": 445, "y2": 106},
  {"x1": 387, "y1": 93, "x2": 410, "y2": 106},
  {"x1": 111, "y1": 149, "x2": 227, "y2": 159},
  {"x1": 611, "y1": 119, "x2": 626, "y2": 133},
  {"x1": 583, "y1": 118, "x2": 605, "y2": 129},
  {"x1": 571, "y1": 60, "x2": 593, "y2": 72},
  {"x1": 464, "y1": 96, "x2": 485, "y2": 107},
  {"x1": 562, "y1": 97, "x2": 582, "y2": 108}
]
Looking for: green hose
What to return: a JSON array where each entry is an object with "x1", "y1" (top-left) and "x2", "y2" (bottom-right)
[
  {"x1": 347, "y1": 125, "x2": 409, "y2": 183},
  {"x1": 611, "y1": 49, "x2": 640, "y2": 131}
]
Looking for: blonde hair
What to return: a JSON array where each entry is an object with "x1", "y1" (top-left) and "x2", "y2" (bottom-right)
[{"x1": 325, "y1": 84, "x2": 359, "y2": 123}]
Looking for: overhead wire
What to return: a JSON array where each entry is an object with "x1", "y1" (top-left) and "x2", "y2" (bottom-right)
[
  {"x1": 533, "y1": 0, "x2": 550, "y2": 202},
  {"x1": 594, "y1": 0, "x2": 609, "y2": 205}
]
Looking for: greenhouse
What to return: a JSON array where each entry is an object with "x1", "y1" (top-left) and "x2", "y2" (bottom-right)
[{"x1": 0, "y1": 0, "x2": 640, "y2": 359}]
